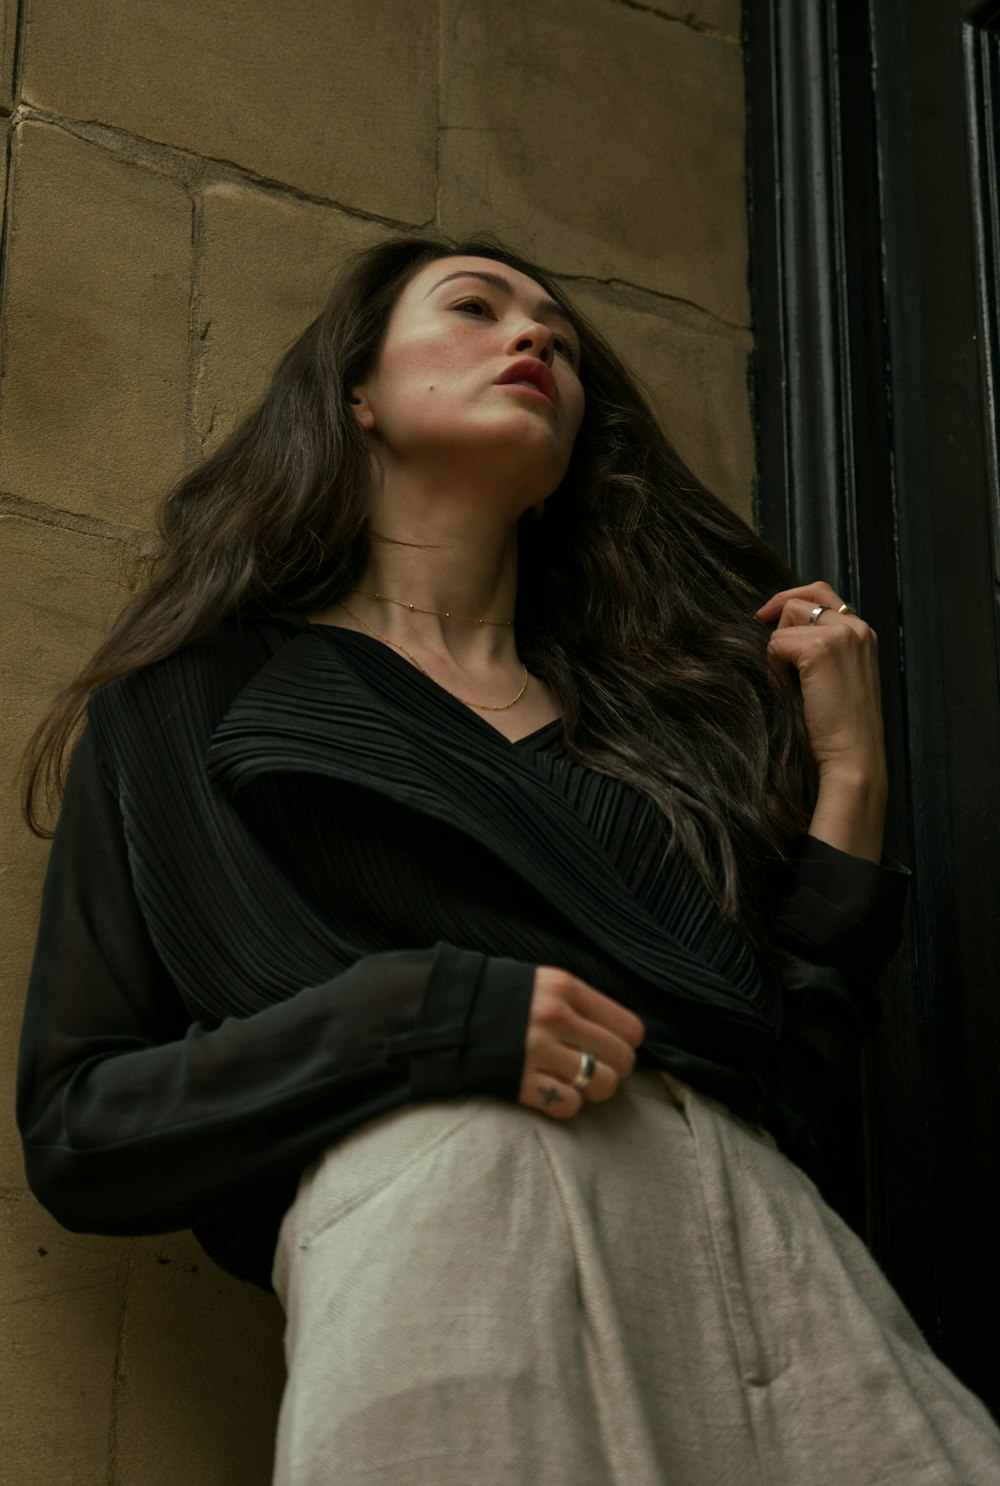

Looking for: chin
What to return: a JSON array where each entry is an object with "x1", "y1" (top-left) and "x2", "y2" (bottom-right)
[{"x1": 485, "y1": 417, "x2": 569, "y2": 470}]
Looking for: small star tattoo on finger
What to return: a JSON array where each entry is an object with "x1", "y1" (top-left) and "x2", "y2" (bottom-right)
[{"x1": 541, "y1": 1085, "x2": 564, "y2": 1106}]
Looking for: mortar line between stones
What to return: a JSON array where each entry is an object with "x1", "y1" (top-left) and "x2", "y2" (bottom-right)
[
  {"x1": 0, "y1": 0, "x2": 29, "y2": 438},
  {"x1": 186, "y1": 190, "x2": 206, "y2": 465},
  {"x1": 6, "y1": 101, "x2": 749, "y2": 334},
  {"x1": 8, "y1": 102, "x2": 431, "y2": 231},
  {"x1": 0, "y1": 123, "x2": 14, "y2": 400},
  {"x1": 10, "y1": 0, "x2": 28, "y2": 102},
  {"x1": 434, "y1": 0, "x2": 443, "y2": 230},
  {"x1": 609, "y1": 0, "x2": 739, "y2": 43},
  {"x1": 1, "y1": 0, "x2": 26, "y2": 431},
  {"x1": 107, "y1": 1238, "x2": 133, "y2": 1486}
]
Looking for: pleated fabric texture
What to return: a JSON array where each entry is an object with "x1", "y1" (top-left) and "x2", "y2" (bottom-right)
[
  {"x1": 271, "y1": 1070, "x2": 1000, "y2": 1486},
  {"x1": 208, "y1": 623, "x2": 780, "y2": 1045},
  {"x1": 91, "y1": 613, "x2": 778, "y2": 1047}
]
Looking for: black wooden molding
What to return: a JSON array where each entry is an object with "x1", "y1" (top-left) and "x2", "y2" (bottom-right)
[{"x1": 746, "y1": 0, "x2": 1000, "y2": 1410}]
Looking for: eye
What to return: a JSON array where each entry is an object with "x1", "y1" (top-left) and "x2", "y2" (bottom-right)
[
  {"x1": 453, "y1": 297, "x2": 579, "y2": 366},
  {"x1": 454, "y1": 296, "x2": 494, "y2": 318}
]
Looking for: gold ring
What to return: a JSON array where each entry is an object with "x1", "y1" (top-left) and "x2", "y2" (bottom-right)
[
  {"x1": 572, "y1": 1051, "x2": 597, "y2": 1090},
  {"x1": 837, "y1": 602, "x2": 858, "y2": 616}
]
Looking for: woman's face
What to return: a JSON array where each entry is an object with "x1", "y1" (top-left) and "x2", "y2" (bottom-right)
[{"x1": 349, "y1": 255, "x2": 586, "y2": 502}]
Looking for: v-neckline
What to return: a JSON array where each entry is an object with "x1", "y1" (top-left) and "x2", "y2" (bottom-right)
[{"x1": 306, "y1": 621, "x2": 565, "y2": 750}]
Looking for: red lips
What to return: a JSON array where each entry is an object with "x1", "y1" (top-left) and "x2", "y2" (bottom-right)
[{"x1": 495, "y1": 357, "x2": 557, "y2": 405}]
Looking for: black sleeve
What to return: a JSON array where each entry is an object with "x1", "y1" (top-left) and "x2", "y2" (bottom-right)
[
  {"x1": 763, "y1": 834, "x2": 910, "y2": 1168},
  {"x1": 16, "y1": 728, "x2": 536, "y2": 1277}
]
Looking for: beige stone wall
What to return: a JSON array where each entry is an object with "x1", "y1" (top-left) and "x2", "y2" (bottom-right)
[{"x1": 0, "y1": 1, "x2": 750, "y2": 1480}]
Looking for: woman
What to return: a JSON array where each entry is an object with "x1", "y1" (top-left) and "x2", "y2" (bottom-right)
[{"x1": 17, "y1": 234, "x2": 1000, "y2": 1483}]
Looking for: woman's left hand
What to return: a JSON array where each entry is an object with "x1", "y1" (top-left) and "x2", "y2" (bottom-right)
[{"x1": 756, "y1": 580, "x2": 888, "y2": 861}]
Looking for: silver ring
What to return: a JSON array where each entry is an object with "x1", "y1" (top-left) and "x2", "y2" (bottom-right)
[
  {"x1": 572, "y1": 1051, "x2": 597, "y2": 1090},
  {"x1": 807, "y1": 604, "x2": 828, "y2": 625}
]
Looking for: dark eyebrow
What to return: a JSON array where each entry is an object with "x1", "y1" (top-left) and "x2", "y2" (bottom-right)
[{"x1": 425, "y1": 269, "x2": 577, "y2": 334}]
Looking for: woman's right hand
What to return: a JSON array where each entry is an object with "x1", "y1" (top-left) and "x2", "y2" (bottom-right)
[{"x1": 518, "y1": 966, "x2": 646, "y2": 1120}]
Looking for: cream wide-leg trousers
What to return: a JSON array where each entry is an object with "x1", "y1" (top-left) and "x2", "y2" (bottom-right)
[{"x1": 271, "y1": 1069, "x2": 1000, "y2": 1485}]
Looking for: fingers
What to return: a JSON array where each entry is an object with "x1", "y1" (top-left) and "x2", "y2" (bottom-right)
[
  {"x1": 518, "y1": 1070, "x2": 583, "y2": 1121},
  {"x1": 548, "y1": 1043, "x2": 623, "y2": 1103},
  {"x1": 756, "y1": 583, "x2": 877, "y2": 677},
  {"x1": 764, "y1": 620, "x2": 879, "y2": 693},
  {"x1": 756, "y1": 579, "x2": 844, "y2": 621},
  {"x1": 518, "y1": 1050, "x2": 622, "y2": 1121},
  {"x1": 526, "y1": 1001, "x2": 637, "y2": 1086},
  {"x1": 771, "y1": 598, "x2": 873, "y2": 638},
  {"x1": 756, "y1": 581, "x2": 870, "y2": 631},
  {"x1": 521, "y1": 968, "x2": 646, "y2": 1121},
  {"x1": 556, "y1": 972, "x2": 646, "y2": 1049},
  {"x1": 766, "y1": 615, "x2": 878, "y2": 661},
  {"x1": 530, "y1": 966, "x2": 644, "y2": 1049}
]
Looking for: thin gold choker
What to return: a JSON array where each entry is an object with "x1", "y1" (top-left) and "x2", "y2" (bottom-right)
[
  {"x1": 353, "y1": 589, "x2": 514, "y2": 627},
  {"x1": 338, "y1": 601, "x2": 529, "y2": 712}
]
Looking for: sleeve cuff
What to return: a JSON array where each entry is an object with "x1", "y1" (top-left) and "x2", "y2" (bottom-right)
[
  {"x1": 459, "y1": 954, "x2": 535, "y2": 1100},
  {"x1": 405, "y1": 942, "x2": 484, "y2": 1098},
  {"x1": 770, "y1": 835, "x2": 910, "y2": 979},
  {"x1": 404, "y1": 943, "x2": 534, "y2": 1102}
]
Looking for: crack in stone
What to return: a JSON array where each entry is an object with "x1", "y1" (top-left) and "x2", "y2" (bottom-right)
[
  {"x1": 5, "y1": 1277, "x2": 117, "y2": 1308},
  {"x1": 553, "y1": 269, "x2": 752, "y2": 340},
  {"x1": 7, "y1": 103, "x2": 436, "y2": 232},
  {"x1": 610, "y1": 0, "x2": 739, "y2": 42},
  {"x1": 0, "y1": 490, "x2": 155, "y2": 551}
]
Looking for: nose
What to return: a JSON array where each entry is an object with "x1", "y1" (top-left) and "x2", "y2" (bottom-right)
[{"x1": 508, "y1": 320, "x2": 555, "y2": 366}]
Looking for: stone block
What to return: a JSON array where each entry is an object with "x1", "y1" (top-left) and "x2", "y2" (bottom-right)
[
  {"x1": 115, "y1": 1232, "x2": 285, "y2": 1486},
  {"x1": 0, "y1": 1192, "x2": 124, "y2": 1486},
  {"x1": 645, "y1": 1, "x2": 742, "y2": 38},
  {"x1": 22, "y1": 0, "x2": 437, "y2": 222},
  {"x1": 0, "y1": 513, "x2": 138, "y2": 1192},
  {"x1": 0, "y1": 510, "x2": 284, "y2": 1482},
  {"x1": 0, "y1": 512, "x2": 135, "y2": 749},
  {"x1": 196, "y1": 186, "x2": 387, "y2": 453},
  {"x1": 564, "y1": 280, "x2": 754, "y2": 522},
  {"x1": 0, "y1": 950, "x2": 37, "y2": 1192},
  {"x1": 1, "y1": 0, "x2": 17, "y2": 109},
  {"x1": 440, "y1": 0, "x2": 749, "y2": 328},
  {"x1": 0, "y1": 121, "x2": 191, "y2": 527}
]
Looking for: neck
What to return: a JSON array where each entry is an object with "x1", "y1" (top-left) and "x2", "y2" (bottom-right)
[{"x1": 343, "y1": 475, "x2": 528, "y2": 666}]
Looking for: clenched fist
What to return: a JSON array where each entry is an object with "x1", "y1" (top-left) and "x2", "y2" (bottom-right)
[{"x1": 519, "y1": 966, "x2": 645, "y2": 1120}]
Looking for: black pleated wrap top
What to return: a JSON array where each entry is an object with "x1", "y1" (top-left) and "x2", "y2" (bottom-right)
[{"x1": 16, "y1": 608, "x2": 908, "y2": 1290}]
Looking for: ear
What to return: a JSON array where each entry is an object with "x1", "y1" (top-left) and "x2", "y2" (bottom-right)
[{"x1": 348, "y1": 387, "x2": 377, "y2": 432}]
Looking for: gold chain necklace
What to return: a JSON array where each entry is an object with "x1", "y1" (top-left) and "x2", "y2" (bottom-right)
[
  {"x1": 338, "y1": 601, "x2": 530, "y2": 712},
  {"x1": 353, "y1": 589, "x2": 514, "y2": 627}
]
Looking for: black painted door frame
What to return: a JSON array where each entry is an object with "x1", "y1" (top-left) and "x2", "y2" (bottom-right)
[{"x1": 745, "y1": 0, "x2": 1000, "y2": 1409}]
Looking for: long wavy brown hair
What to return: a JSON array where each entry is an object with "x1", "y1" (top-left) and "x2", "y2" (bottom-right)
[{"x1": 22, "y1": 232, "x2": 814, "y2": 939}]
